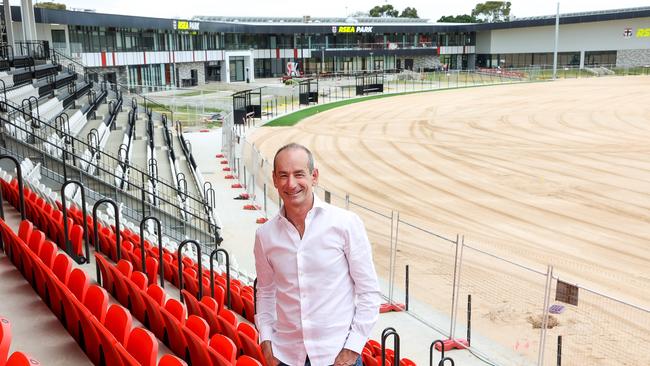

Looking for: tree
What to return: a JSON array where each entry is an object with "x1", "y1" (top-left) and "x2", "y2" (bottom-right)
[
  {"x1": 34, "y1": 1, "x2": 66, "y2": 10},
  {"x1": 471, "y1": 1, "x2": 512, "y2": 22},
  {"x1": 369, "y1": 4, "x2": 399, "y2": 17},
  {"x1": 437, "y1": 14, "x2": 480, "y2": 23},
  {"x1": 400, "y1": 7, "x2": 419, "y2": 18}
]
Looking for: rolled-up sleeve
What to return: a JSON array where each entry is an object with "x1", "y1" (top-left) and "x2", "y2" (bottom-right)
[
  {"x1": 254, "y1": 230, "x2": 277, "y2": 342},
  {"x1": 343, "y1": 214, "x2": 381, "y2": 353}
]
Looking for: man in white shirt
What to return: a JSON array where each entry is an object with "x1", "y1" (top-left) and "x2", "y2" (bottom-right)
[{"x1": 254, "y1": 143, "x2": 381, "y2": 366}]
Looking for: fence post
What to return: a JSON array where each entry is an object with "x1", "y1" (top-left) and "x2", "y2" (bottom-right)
[
  {"x1": 449, "y1": 234, "x2": 462, "y2": 339},
  {"x1": 405, "y1": 264, "x2": 409, "y2": 311},
  {"x1": 263, "y1": 183, "x2": 267, "y2": 216},
  {"x1": 537, "y1": 265, "x2": 554, "y2": 366},
  {"x1": 388, "y1": 210, "x2": 396, "y2": 303}
]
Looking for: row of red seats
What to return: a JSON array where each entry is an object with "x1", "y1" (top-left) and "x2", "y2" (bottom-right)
[
  {"x1": 0, "y1": 218, "x2": 187, "y2": 366},
  {"x1": 2, "y1": 175, "x2": 264, "y2": 365},
  {"x1": 363, "y1": 339, "x2": 415, "y2": 366},
  {"x1": 96, "y1": 253, "x2": 264, "y2": 366},
  {"x1": 1, "y1": 178, "x2": 85, "y2": 258},
  {"x1": 0, "y1": 315, "x2": 42, "y2": 366},
  {"x1": 4, "y1": 176, "x2": 416, "y2": 366}
]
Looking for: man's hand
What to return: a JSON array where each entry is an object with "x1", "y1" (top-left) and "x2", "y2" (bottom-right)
[
  {"x1": 334, "y1": 348, "x2": 360, "y2": 366},
  {"x1": 260, "y1": 340, "x2": 280, "y2": 366}
]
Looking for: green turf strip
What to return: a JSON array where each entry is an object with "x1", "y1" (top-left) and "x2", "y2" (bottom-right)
[{"x1": 264, "y1": 81, "x2": 538, "y2": 127}]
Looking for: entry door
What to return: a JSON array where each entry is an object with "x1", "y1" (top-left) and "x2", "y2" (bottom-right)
[{"x1": 229, "y1": 59, "x2": 245, "y2": 82}]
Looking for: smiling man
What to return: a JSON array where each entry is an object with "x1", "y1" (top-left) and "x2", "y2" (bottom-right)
[{"x1": 254, "y1": 143, "x2": 381, "y2": 366}]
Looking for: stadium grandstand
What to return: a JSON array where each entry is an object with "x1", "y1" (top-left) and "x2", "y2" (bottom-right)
[{"x1": 0, "y1": 1, "x2": 649, "y2": 366}]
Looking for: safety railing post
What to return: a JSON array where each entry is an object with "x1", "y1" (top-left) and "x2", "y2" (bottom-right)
[
  {"x1": 210, "y1": 247, "x2": 231, "y2": 308},
  {"x1": 177, "y1": 239, "x2": 203, "y2": 300},
  {"x1": 60, "y1": 180, "x2": 90, "y2": 264},
  {"x1": 92, "y1": 198, "x2": 120, "y2": 285}
]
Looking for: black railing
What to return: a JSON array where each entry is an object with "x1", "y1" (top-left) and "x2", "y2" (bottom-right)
[{"x1": 0, "y1": 106, "x2": 214, "y2": 245}]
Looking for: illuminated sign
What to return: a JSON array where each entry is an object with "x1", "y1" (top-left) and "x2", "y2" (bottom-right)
[
  {"x1": 173, "y1": 20, "x2": 200, "y2": 31},
  {"x1": 637, "y1": 28, "x2": 650, "y2": 38},
  {"x1": 332, "y1": 26, "x2": 374, "y2": 33}
]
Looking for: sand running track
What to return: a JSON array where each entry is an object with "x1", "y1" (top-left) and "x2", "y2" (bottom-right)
[{"x1": 248, "y1": 77, "x2": 650, "y2": 365}]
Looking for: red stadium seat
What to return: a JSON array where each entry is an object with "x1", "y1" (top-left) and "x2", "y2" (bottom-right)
[
  {"x1": 145, "y1": 257, "x2": 158, "y2": 286},
  {"x1": 237, "y1": 355, "x2": 262, "y2": 366},
  {"x1": 158, "y1": 354, "x2": 188, "y2": 366},
  {"x1": 165, "y1": 298, "x2": 187, "y2": 325},
  {"x1": 68, "y1": 268, "x2": 89, "y2": 301},
  {"x1": 242, "y1": 295, "x2": 255, "y2": 323},
  {"x1": 210, "y1": 334, "x2": 237, "y2": 365},
  {"x1": 117, "y1": 259, "x2": 134, "y2": 278},
  {"x1": 17, "y1": 220, "x2": 33, "y2": 245},
  {"x1": 147, "y1": 284, "x2": 166, "y2": 306},
  {"x1": 95, "y1": 253, "x2": 115, "y2": 295},
  {"x1": 104, "y1": 304, "x2": 133, "y2": 345},
  {"x1": 186, "y1": 315, "x2": 209, "y2": 343},
  {"x1": 126, "y1": 328, "x2": 158, "y2": 366},
  {"x1": 160, "y1": 303, "x2": 187, "y2": 356},
  {"x1": 237, "y1": 322, "x2": 258, "y2": 342},
  {"x1": 0, "y1": 316, "x2": 11, "y2": 366},
  {"x1": 36, "y1": 240, "x2": 57, "y2": 269},
  {"x1": 131, "y1": 271, "x2": 148, "y2": 291},
  {"x1": 5, "y1": 352, "x2": 41, "y2": 366},
  {"x1": 237, "y1": 330, "x2": 266, "y2": 366},
  {"x1": 181, "y1": 289, "x2": 202, "y2": 317},
  {"x1": 217, "y1": 309, "x2": 241, "y2": 354},
  {"x1": 84, "y1": 285, "x2": 109, "y2": 322},
  {"x1": 51, "y1": 253, "x2": 73, "y2": 285},
  {"x1": 69, "y1": 224, "x2": 84, "y2": 257},
  {"x1": 399, "y1": 358, "x2": 417, "y2": 366},
  {"x1": 142, "y1": 288, "x2": 166, "y2": 339},
  {"x1": 199, "y1": 297, "x2": 222, "y2": 336}
]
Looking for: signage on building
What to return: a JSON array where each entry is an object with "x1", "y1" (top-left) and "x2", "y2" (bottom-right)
[
  {"x1": 637, "y1": 27, "x2": 650, "y2": 38},
  {"x1": 623, "y1": 28, "x2": 633, "y2": 38},
  {"x1": 173, "y1": 20, "x2": 200, "y2": 31},
  {"x1": 331, "y1": 26, "x2": 374, "y2": 33}
]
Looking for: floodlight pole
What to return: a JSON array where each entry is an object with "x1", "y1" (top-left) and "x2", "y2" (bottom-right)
[{"x1": 552, "y1": 2, "x2": 560, "y2": 80}]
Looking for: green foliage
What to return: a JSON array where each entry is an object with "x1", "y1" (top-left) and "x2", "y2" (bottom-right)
[
  {"x1": 471, "y1": 1, "x2": 512, "y2": 22},
  {"x1": 399, "y1": 7, "x2": 419, "y2": 18},
  {"x1": 34, "y1": 1, "x2": 66, "y2": 10},
  {"x1": 437, "y1": 14, "x2": 481, "y2": 23},
  {"x1": 369, "y1": 4, "x2": 399, "y2": 17}
]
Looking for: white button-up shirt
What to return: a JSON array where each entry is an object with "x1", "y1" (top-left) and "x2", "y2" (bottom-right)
[{"x1": 254, "y1": 196, "x2": 381, "y2": 366}]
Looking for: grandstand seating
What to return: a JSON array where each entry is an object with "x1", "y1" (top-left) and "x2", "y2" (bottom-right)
[{"x1": 0, "y1": 42, "x2": 419, "y2": 366}]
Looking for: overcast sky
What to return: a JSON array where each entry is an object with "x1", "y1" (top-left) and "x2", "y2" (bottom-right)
[{"x1": 19, "y1": 0, "x2": 650, "y2": 20}]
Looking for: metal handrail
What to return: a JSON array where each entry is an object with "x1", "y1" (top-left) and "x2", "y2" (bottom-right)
[
  {"x1": 140, "y1": 216, "x2": 164, "y2": 287},
  {"x1": 210, "y1": 247, "x2": 230, "y2": 307},
  {"x1": 1, "y1": 100, "x2": 209, "y2": 215},
  {"x1": 92, "y1": 198, "x2": 120, "y2": 285},
  {"x1": 60, "y1": 180, "x2": 90, "y2": 264},
  {"x1": 177, "y1": 239, "x2": 203, "y2": 300}
]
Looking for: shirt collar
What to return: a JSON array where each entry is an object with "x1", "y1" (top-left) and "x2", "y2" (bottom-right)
[{"x1": 279, "y1": 193, "x2": 326, "y2": 219}]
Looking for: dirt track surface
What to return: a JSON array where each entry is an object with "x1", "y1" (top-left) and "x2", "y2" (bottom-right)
[{"x1": 248, "y1": 77, "x2": 650, "y2": 365}]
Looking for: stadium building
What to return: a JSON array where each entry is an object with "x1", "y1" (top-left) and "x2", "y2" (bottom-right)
[{"x1": 2, "y1": 4, "x2": 649, "y2": 87}]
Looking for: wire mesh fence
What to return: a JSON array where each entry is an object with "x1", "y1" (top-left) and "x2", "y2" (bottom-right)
[{"x1": 220, "y1": 121, "x2": 650, "y2": 365}]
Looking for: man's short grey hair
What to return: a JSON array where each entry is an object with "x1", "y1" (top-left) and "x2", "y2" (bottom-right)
[{"x1": 273, "y1": 143, "x2": 315, "y2": 173}]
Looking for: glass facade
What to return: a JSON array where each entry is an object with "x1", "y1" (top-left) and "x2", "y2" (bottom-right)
[
  {"x1": 476, "y1": 52, "x2": 581, "y2": 68},
  {"x1": 67, "y1": 26, "x2": 221, "y2": 52},
  {"x1": 65, "y1": 25, "x2": 473, "y2": 53}
]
